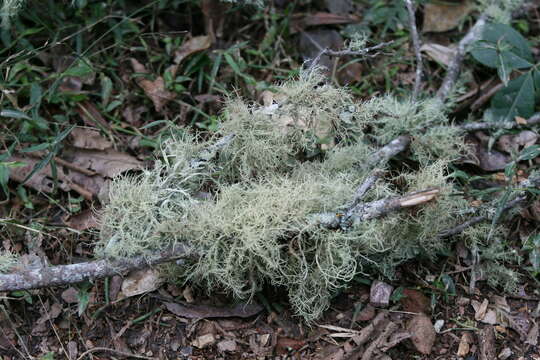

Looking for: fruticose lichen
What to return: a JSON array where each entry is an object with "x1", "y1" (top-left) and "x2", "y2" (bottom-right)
[
  {"x1": 96, "y1": 70, "x2": 511, "y2": 321},
  {"x1": 0, "y1": 250, "x2": 18, "y2": 273}
]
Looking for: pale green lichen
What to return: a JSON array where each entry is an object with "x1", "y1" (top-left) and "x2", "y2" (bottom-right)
[
  {"x1": 97, "y1": 69, "x2": 515, "y2": 321},
  {"x1": 0, "y1": 250, "x2": 18, "y2": 273}
]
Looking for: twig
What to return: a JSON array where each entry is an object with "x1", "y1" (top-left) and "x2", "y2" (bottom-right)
[
  {"x1": 0, "y1": 244, "x2": 191, "y2": 292},
  {"x1": 308, "y1": 40, "x2": 394, "y2": 71},
  {"x1": 438, "y1": 195, "x2": 527, "y2": 238},
  {"x1": 460, "y1": 113, "x2": 540, "y2": 131},
  {"x1": 350, "y1": 170, "x2": 384, "y2": 208},
  {"x1": 436, "y1": 13, "x2": 488, "y2": 101},
  {"x1": 367, "y1": 135, "x2": 411, "y2": 167},
  {"x1": 313, "y1": 187, "x2": 440, "y2": 229},
  {"x1": 404, "y1": 0, "x2": 423, "y2": 102}
]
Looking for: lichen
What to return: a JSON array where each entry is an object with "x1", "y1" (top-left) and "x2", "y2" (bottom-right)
[{"x1": 96, "y1": 69, "x2": 505, "y2": 321}]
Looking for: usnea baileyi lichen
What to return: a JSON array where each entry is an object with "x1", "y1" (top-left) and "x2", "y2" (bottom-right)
[{"x1": 96, "y1": 70, "x2": 512, "y2": 321}]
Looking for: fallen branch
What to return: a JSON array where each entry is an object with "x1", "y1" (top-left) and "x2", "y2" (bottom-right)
[
  {"x1": 436, "y1": 13, "x2": 488, "y2": 101},
  {"x1": 367, "y1": 135, "x2": 411, "y2": 167},
  {"x1": 0, "y1": 244, "x2": 191, "y2": 292},
  {"x1": 308, "y1": 39, "x2": 394, "y2": 71},
  {"x1": 404, "y1": 0, "x2": 423, "y2": 102},
  {"x1": 460, "y1": 113, "x2": 540, "y2": 131},
  {"x1": 313, "y1": 187, "x2": 440, "y2": 229}
]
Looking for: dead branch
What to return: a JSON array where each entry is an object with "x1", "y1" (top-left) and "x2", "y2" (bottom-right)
[
  {"x1": 436, "y1": 13, "x2": 487, "y2": 101},
  {"x1": 460, "y1": 113, "x2": 540, "y2": 131},
  {"x1": 313, "y1": 187, "x2": 440, "y2": 229},
  {"x1": 308, "y1": 40, "x2": 394, "y2": 71},
  {"x1": 0, "y1": 244, "x2": 191, "y2": 293},
  {"x1": 367, "y1": 135, "x2": 411, "y2": 167},
  {"x1": 404, "y1": 0, "x2": 423, "y2": 102}
]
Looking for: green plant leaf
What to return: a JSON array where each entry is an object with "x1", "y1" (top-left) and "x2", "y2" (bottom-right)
[
  {"x1": 471, "y1": 23, "x2": 533, "y2": 70},
  {"x1": 530, "y1": 249, "x2": 540, "y2": 271},
  {"x1": 0, "y1": 109, "x2": 31, "y2": 120},
  {"x1": 77, "y1": 283, "x2": 92, "y2": 316},
  {"x1": 488, "y1": 72, "x2": 535, "y2": 122},
  {"x1": 518, "y1": 145, "x2": 540, "y2": 161}
]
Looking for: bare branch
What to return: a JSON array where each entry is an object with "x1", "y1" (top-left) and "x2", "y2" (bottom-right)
[
  {"x1": 460, "y1": 113, "x2": 540, "y2": 131},
  {"x1": 367, "y1": 135, "x2": 411, "y2": 167},
  {"x1": 313, "y1": 188, "x2": 440, "y2": 229},
  {"x1": 0, "y1": 244, "x2": 191, "y2": 293},
  {"x1": 404, "y1": 0, "x2": 423, "y2": 102},
  {"x1": 308, "y1": 41, "x2": 394, "y2": 71},
  {"x1": 436, "y1": 14, "x2": 488, "y2": 101}
]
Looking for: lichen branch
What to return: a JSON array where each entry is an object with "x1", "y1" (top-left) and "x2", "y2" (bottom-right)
[{"x1": 0, "y1": 244, "x2": 191, "y2": 292}]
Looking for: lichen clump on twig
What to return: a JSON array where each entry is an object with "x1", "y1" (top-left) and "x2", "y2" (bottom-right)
[{"x1": 97, "y1": 70, "x2": 488, "y2": 321}]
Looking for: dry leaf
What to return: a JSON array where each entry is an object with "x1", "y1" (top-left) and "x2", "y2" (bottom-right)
[
  {"x1": 130, "y1": 58, "x2": 175, "y2": 112},
  {"x1": 401, "y1": 289, "x2": 430, "y2": 314},
  {"x1": 515, "y1": 116, "x2": 528, "y2": 125},
  {"x1": 473, "y1": 299, "x2": 489, "y2": 321},
  {"x1": 62, "y1": 147, "x2": 143, "y2": 178},
  {"x1": 423, "y1": 1, "x2": 473, "y2": 33},
  {"x1": 407, "y1": 313, "x2": 436, "y2": 355},
  {"x1": 192, "y1": 334, "x2": 216, "y2": 349},
  {"x1": 174, "y1": 35, "x2": 212, "y2": 64},
  {"x1": 164, "y1": 301, "x2": 263, "y2": 319},
  {"x1": 525, "y1": 322, "x2": 538, "y2": 346},
  {"x1": 119, "y1": 268, "x2": 162, "y2": 299},
  {"x1": 420, "y1": 43, "x2": 457, "y2": 67},
  {"x1": 217, "y1": 339, "x2": 237, "y2": 353},
  {"x1": 292, "y1": 12, "x2": 360, "y2": 32},
  {"x1": 76, "y1": 101, "x2": 111, "y2": 130},
  {"x1": 64, "y1": 209, "x2": 99, "y2": 231},
  {"x1": 457, "y1": 333, "x2": 472, "y2": 357},
  {"x1": 8, "y1": 154, "x2": 106, "y2": 200},
  {"x1": 70, "y1": 128, "x2": 112, "y2": 150}
]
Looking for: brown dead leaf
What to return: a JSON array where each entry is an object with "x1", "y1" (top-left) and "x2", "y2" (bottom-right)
[
  {"x1": 164, "y1": 301, "x2": 263, "y2": 319},
  {"x1": 275, "y1": 337, "x2": 305, "y2": 355},
  {"x1": 119, "y1": 268, "x2": 162, "y2": 299},
  {"x1": 64, "y1": 209, "x2": 99, "y2": 231},
  {"x1": 515, "y1": 116, "x2": 528, "y2": 125},
  {"x1": 217, "y1": 339, "x2": 237, "y2": 353},
  {"x1": 76, "y1": 101, "x2": 111, "y2": 130},
  {"x1": 70, "y1": 128, "x2": 112, "y2": 150},
  {"x1": 497, "y1": 130, "x2": 538, "y2": 154},
  {"x1": 122, "y1": 105, "x2": 147, "y2": 126},
  {"x1": 423, "y1": 0, "x2": 473, "y2": 33},
  {"x1": 407, "y1": 314, "x2": 436, "y2": 355},
  {"x1": 401, "y1": 289, "x2": 430, "y2": 314},
  {"x1": 356, "y1": 304, "x2": 376, "y2": 322},
  {"x1": 457, "y1": 332, "x2": 473, "y2": 357},
  {"x1": 61, "y1": 287, "x2": 79, "y2": 304},
  {"x1": 526, "y1": 322, "x2": 538, "y2": 346},
  {"x1": 130, "y1": 58, "x2": 176, "y2": 112},
  {"x1": 465, "y1": 136, "x2": 511, "y2": 171},
  {"x1": 473, "y1": 299, "x2": 489, "y2": 321},
  {"x1": 420, "y1": 43, "x2": 457, "y2": 67},
  {"x1": 7, "y1": 154, "x2": 105, "y2": 200},
  {"x1": 292, "y1": 12, "x2": 360, "y2": 32},
  {"x1": 192, "y1": 333, "x2": 216, "y2": 349},
  {"x1": 62, "y1": 146, "x2": 143, "y2": 178},
  {"x1": 174, "y1": 35, "x2": 212, "y2": 64}
]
